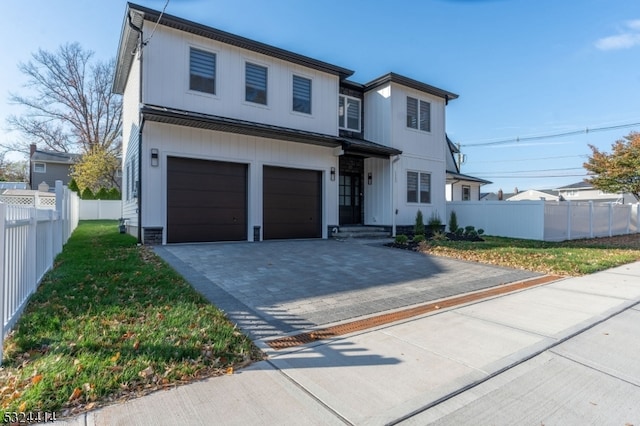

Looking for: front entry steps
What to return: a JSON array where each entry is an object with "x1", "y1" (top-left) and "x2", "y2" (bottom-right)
[{"x1": 333, "y1": 225, "x2": 390, "y2": 239}]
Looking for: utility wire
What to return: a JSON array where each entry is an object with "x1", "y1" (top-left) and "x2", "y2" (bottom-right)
[
  {"x1": 143, "y1": 0, "x2": 170, "y2": 46},
  {"x1": 467, "y1": 167, "x2": 584, "y2": 175},
  {"x1": 471, "y1": 154, "x2": 587, "y2": 164},
  {"x1": 460, "y1": 121, "x2": 640, "y2": 147}
]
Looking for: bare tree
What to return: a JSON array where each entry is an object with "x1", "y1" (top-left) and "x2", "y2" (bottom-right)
[{"x1": 5, "y1": 43, "x2": 122, "y2": 155}]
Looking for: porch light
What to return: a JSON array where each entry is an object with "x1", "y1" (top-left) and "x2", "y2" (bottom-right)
[
  {"x1": 150, "y1": 148, "x2": 159, "y2": 167},
  {"x1": 368, "y1": 172, "x2": 372, "y2": 185},
  {"x1": 331, "y1": 167, "x2": 336, "y2": 181}
]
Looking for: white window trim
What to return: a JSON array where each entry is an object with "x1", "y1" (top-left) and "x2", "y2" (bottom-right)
[
  {"x1": 406, "y1": 170, "x2": 432, "y2": 204},
  {"x1": 243, "y1": 59, "x2": 270, "y2": 108},
  {"x1": 406, "y1": 96, "x2": 432, "y2": 133},
  {"x1": 338, "y1": 94, "x2": 361, "y2": 132},
  {"x1": 186, "y1": 44, "x2": 220, "y2": 99},
  {"x1": 291, "y1": 72, "x2": 313, "y2": 117},
  {"x1": 34, "y1": 162, "x2": 46, "y2": 173}
]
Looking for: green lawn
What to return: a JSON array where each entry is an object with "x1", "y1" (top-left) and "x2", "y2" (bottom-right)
[
  {"x1": 0, "y1": 221, "x2": 263, "y2": 417},
  {"x1": 421, "y1": 234, "x2": 640, "y2": 275}
]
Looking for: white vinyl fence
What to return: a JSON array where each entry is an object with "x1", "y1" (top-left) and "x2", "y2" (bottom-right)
[
  {"x1": 0, "y1": 181, "x2": 79, "y2": 363},
  {"x1": 447, "y1": 200, "x2": 640, "y2": 242},
  {"x1": 79, "y1": 200, "x2": 122, "y2": 220}
]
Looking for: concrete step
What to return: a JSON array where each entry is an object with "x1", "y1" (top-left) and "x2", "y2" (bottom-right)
[{"x1": 333, "y1": 226, "x2": 390, "y2": 239}]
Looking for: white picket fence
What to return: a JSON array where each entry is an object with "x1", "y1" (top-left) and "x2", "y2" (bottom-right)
[
  {"x1": 0, "y1": 181, "x2": 79, "y2": 363},
  {"x1": 79, "y1": 200, "x2": 122, "y2": 220},
  {"x1": 447, "y1": 200, "x2": 640, "y2": 242}
]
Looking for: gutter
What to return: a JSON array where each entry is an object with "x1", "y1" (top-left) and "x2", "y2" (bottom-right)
[{"x1": 128, "y1": 11, "x2": 144, "y2": 245}]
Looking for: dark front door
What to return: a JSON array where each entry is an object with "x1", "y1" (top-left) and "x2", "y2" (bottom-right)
[{"x1": 339, "y1": 173, "x2": 362, "y2": 225}]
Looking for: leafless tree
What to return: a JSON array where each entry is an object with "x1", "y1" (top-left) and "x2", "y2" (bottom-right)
[{"x1": 5, "y1": 43, "x2": 122, "y2": 156}]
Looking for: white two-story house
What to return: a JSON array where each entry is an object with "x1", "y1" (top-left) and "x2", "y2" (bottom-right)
[{"x1": 113, "y1": 3, "x2": 459, "y2": 244}]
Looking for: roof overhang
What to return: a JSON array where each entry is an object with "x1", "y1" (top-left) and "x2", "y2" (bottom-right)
[
  {"x1": 141, "y1": 105, "x2": 401, "y2": 157},
  {"x1": 446, "y1": 171, "x2": 492, "y2": 185},
  {"x1": 364, "y1": 72, "x2": 459, "y2": 102}
]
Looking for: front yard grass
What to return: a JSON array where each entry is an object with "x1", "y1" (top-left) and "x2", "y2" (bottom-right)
[
  {"x1": 420, "y1": 234, "x2": 640, "y2": 275},
  {"x1": 0, "y1": 220, "x2": 263, "y2": 418}
]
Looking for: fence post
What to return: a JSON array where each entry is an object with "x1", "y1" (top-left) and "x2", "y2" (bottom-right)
[
  {"x1": 567, "y1": 201, "x2": 572, "y2": 241},
  {"x1": 609, "y1": 203, "x2": 613, "y2": 237},
  {"x1": 55, "y1": 181, "x2": 63, "y2": 255},
  {"x1": 589, "y1": 201, "x2": 594, "y2": 238},
  {"x1": 0, "y1": 203, "x2": 5, "y2": 365}
]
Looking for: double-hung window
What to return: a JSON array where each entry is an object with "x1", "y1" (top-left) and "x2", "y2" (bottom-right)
[
  {"x1": 406, "y1": 96, "x2": 431, "y2": 132},
  {"x1": 407, "y1": 171, "x2": 431, "y2": 203},
  {"x1": 34, "y1": 162, "x2": 46, "y2": 173},
  {"x1": 292, "y1": 75, "x2": 311, "y2": 114},
  {"x1": 245, "y1": 62, "x2": 268, "y2": 105},
  {"x1": 189, "y1": 48, "x2": 216, "y2": 94},
  {"x1": 338, "y1": 95, "x2": 361, "y2": 132}
]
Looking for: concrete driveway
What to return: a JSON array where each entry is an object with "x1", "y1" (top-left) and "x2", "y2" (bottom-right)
[{"x1": 153, "y1": 239, "x2": 540, "y2": 341}]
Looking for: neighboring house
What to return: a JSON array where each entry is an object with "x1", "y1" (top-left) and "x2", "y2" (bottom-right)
[
  {"x1": 29, "y1": 144, "x2": 80, "y2": 191},
  {"x1": 556, "y1": 181, "x2": 634, "y2": 203},
  {"x1": 506, "y1": 189, "x2": 561, "y2": 201},
  {"x1": 445, "y1": 137, "x2": 491, "y2": 201},
  {"x1": 113, "y1": 3, "x2": 460, "y2": 244}
]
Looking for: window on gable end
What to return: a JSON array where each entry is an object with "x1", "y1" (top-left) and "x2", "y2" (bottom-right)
[
  {"x1": 245, "y1": 62, "x2": 268, "y2": 105},
  {"x1": 338, "y1": 95, "x2": 361, "y2": 132},
  {"x1": 292, "y1": 75, "x2": 311, "y2": 114},
  {"x1": 189, "y1": 48, "x2": 216, "y2": 94}
]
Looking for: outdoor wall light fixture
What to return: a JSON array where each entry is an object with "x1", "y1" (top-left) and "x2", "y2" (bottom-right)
[
  {"x1": 330, "y1": 167, "x2": 336, "y2": 181},
  {"x1": 368, "y1": 172, "x2": 372, "y2": 185},
  {"x1": 150, "y1": 148, "x2": 159, "y2": 167}
]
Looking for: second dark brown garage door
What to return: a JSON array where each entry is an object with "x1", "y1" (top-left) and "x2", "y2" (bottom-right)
[
  {"x1": 167, "y1": 157, "x2": 247, "y2": 243},
  {"x1": 263, "y1": 166, "x2": 322, "y2": 240}
]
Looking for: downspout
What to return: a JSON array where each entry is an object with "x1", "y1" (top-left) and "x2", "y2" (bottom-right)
[
  {"x1": 128, "y1": 12, "x2": 144, "y2": 244},
  {"x1": 391, "y1": 155, "x2": 401, "y2": 236}
]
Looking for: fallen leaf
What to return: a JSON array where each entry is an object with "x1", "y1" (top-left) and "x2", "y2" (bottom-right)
[
  {"x1": 226, "y1": 367, "x2": 234, "y2": 375},
  {"x1": 18, "y1": 401, "x2": 27, "y2": 412},
  {"x1": 133, "y1": 340, "x2": 140, "y2": 351},
  {"x1": 139, "y1": 366, "x2": 154, "y2": 378},
  {"x1": 32, "y1": 374, "x2": 43, "y2": 385},
  {"x1": 68, "y1": 387, "x2": 82, "y2": 402},
  {"x1": 110, "y1": 352, "x2": 121, "y2": 363}
]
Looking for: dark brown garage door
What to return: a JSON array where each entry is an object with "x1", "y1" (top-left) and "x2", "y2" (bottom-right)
[
  {"x1": 167, "y1": 157, "x2": 247, "y2": 243},
  {"x1": 263, "y1": 166, "x2": 322, "y2": 240}
]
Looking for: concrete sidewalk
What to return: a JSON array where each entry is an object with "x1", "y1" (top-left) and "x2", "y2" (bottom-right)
[{"x1": 59, "y1": 261, "x2": 640, "y2": 425}]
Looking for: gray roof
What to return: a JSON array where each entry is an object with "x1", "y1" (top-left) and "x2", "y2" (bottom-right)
[
  {"x1": 446, "y1": 171, "x2": 492, "y2": 185},
  {"x1": 556, "y1": 180, "x2": 592, "y2": 190},
  {"x1": 141, "y1": 104, "x2": 402, "y2": 157},
  {"x1": 31, "y1": 150, "x2": 80, "y2": 164},
  {"x1": 364, "y1": 73, "x2": 459, "y2": 102},
  {"x1": 114, "y1": 3, "x2": 355, "y2": 94}
]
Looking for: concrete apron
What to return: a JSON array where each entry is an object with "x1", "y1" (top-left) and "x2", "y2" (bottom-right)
[{"x1": 264, "y1": 262, "x2": 640, "y2": 425}]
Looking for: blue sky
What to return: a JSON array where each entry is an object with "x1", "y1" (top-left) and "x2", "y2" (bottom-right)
[{"x1": 1, "y1": 0, "x2": 639, "y2": 193}]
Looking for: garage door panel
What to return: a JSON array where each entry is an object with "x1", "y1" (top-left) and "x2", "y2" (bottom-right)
[
  {"x1": 167, "y1": 157, "x2": 247, "y2": 243},
  {"x1": 263, "y1": 166, "x2": 322, "y2": 240}
]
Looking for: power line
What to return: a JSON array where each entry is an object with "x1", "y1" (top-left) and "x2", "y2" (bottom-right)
[
  {"x1": 460, "y1": 121, "x2": 640, "y2": 147},
  {"x1": 467, "y1": 167, "x2": 584, "y2": 175},
  {"x1": 480, "y1": 174, "x2": 588, "y2": 179},
  {"x1": 470, "y1": 154, "x2": 587, "y2": 164}
]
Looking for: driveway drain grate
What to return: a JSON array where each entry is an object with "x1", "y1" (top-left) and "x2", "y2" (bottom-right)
[{"x1": 266, "y1": 275, "x2": 561, "y2": 350}]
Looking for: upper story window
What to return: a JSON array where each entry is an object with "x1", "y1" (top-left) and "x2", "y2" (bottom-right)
[
  {"x1": 407, "y1": 171, "x2": 431, "y2": 203},
  {"x1": 189, "y1": 48, "x2": 216, "y2": 94},
  {"x1": 292, "y1": 75, "x2": 312, "y2": 114},
  {"x1": 245, "y1": 62, "x2": 268, "y2": 105},
  {"x1": 34, "y1": 162, "x2": 46, "y2": 173},
  {"x1": 406, "y1": 96, "x2": 431, "y2": 132},
  {"x1": 339, "y1": 95, "x2": 361, "y2": 132}
]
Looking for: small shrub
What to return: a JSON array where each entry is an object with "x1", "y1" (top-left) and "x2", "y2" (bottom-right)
[
  {"x1": 455, "y1": 228, "x2": 464, "y2": 237},
  {"x1": 68, "y1": 178, "x2": 80, "y2": 194},
  {"x1": 414, "y1": 210, "x2": 425, "y2": 236},
  {"x1": 428, "y1": 211, "x2": 443, "y2": 227},
  {"x1": 96, "y1": 188, "x2": 110, "y2": 200},
  {"x1": 395, "y1": 234, "x2": 409, "y2": 244},
  {"x1": 449, "y1": 210, "x2": 459, "y2": 233},
  {"x1": 431, "y1": 230, "x2": 448, "y2": 241},
  {"x1": 464, "y1": 225, "x2": 475, "y2": 234},
  {"x1": 477, "y1": 229, "x2": 485, "y2": 235},
  {"x1": 413, "y1": 234, "x2": 425, "y2": 243}
]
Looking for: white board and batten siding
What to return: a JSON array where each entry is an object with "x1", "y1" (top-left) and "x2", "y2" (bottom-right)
[
  {"x1": 141, "y1": 24, "x2": 341, "y2": 136},
  {"x1": 365, "y1": 81, "x2": 448, "y2": 226},
  {"x1": 142, "y1": 122, "x2": 339, "y2": 243},
  {"x1": 121, "y1": 51, "x2": 142, "y2": 229}
]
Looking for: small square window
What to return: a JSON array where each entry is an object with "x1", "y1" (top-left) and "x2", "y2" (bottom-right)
[
  {"x1": 407, "y1": 97, "x2": 431, "y2": 132},
  {"x1": 246, "y1": 62, "x2": 268, "y2": 105},
  {"x1": 34, "y1": 162, "x2": 46, "y2": 173}
]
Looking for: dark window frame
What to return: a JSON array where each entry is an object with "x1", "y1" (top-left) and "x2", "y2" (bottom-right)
[
  {"x1": 292, "y1": 75, "x2": 312, "y2": 114},
  {"x1": 245, "y1": 62, "x2": 268, "y2": 105},
  {"x1": 189, "y1": 47, "x2": 216, "y2": 95}
]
